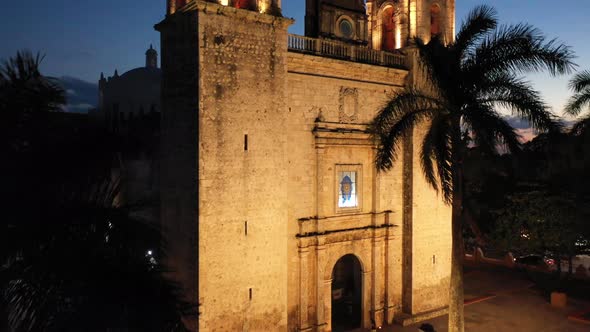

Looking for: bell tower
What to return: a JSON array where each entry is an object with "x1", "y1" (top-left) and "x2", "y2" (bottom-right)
[
  {"x1": 365, "y1": 0, "x2": 455, "y2": 50},
  {"x1": 406, "y1": 0, "x2": 455, "y2": 43},
  {"x1": 305, "y1": 0, "x2": 369, "y2": 45},
  {"x1": 305, "y1": 1, "x2": 455, "y2": 49},
  {"x1": 167, "y1": 0, "x2": 282, "y2": 15}
]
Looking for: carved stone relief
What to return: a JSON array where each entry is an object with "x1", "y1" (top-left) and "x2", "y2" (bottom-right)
[{"x1": 339, "y1": 87, "x2": 359, "y2": 123}]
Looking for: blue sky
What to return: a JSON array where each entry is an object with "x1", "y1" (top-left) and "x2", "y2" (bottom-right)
[{"x1": 2, "y1": 1, "x2": 590, "y2": 116}]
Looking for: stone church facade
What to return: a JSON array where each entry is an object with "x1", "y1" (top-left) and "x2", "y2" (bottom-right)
[{"x1": 156, "y1": 0, "x2": 454, "y2": 331}]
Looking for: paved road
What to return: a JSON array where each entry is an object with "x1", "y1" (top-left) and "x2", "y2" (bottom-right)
[{"x1": 384, "y1": 267, "x2": 590, "y2": 332}]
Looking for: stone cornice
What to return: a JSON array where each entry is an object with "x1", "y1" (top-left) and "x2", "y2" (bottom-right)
[{"x1": 180, "y1": 1, "x2": 294, "y2": 28}]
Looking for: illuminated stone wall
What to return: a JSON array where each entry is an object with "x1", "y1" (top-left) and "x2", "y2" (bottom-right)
[
  {"x1": 285, "y1": 53, "x2": 408, "y2": 330},
  {"x1": 367, "y1": 0, "x2": 456, "y2": 47},
  {"x1": 285, "y1": 50, "x2": 452, "y2": 330},
  {"x1": 158, "y1": 1, "x2": 454, "y2": 331},
  {"x1": 196, "y1": 6, "x2": 292, "y2": 332},
  {"x1": 159, "y1": 3, "x2": 293, "y2": 331}
]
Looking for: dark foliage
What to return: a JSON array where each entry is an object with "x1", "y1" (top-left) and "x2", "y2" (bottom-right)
[{"x1": 0, "y1": 51, "x2": 194, "y2": 332}]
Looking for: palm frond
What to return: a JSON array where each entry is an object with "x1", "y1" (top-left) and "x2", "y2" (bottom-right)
[
  {"x1": 372, "y1": 89, "x2": 445, "y2": 132},
  {"x1": 420, "y1": 114, "x2": 453, "y2": 202},
  {"x1": 565, "y1": 88, "x2": 590, "y2": 116},
  {"x1": 454, "y1": 5, "x2": 497, "y2": 60},
  {"x1": 570, "y1": 114, "x2": 590, "y2": 136},
  {"x1": 565, "y1": 70, "x2": 590, "y2": 116},
  {"x1": 569, "y1": 70, "x2": 590, "y2": 93},
  {"x1": 414, "y1": 36, "x2": 454, "y2": 97},
  {"x1": 463, "y1": 104, "x2": 522, "y2": 155},
  {"x1": 372, "y1": 90, "x2": 446, "y2": 171},
  {"x1": 466, "y1": 23, "x2": 575, "y2": 78},
  {"x1": 477, "y1": 73, "x2": 561, "y2": 133}
]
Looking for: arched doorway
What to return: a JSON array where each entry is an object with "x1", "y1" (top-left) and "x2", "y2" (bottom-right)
[{"x1": 331, "y1": 254, "x2": 362, "y2": 331}]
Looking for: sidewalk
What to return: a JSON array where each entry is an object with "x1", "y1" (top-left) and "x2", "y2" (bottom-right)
[{"x1": 383, "y1": 267, "x2": 590, "y2": 332}]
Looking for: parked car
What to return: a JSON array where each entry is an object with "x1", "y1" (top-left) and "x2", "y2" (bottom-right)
[{"x1": 514, "y1": 254, "x2": 556, "y2": 271}]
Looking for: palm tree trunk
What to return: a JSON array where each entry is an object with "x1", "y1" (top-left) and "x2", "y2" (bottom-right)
[{"x1": 449, "y1": 127, "x2": 465, "y2": 332}]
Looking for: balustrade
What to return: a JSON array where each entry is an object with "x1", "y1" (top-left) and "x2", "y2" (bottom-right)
[{"x1": 288, "y1": 34, "x2": 406, "y2": 69}]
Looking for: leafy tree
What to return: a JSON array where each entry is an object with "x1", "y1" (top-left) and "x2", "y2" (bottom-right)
[
  {"x1": 371, "y1": 6, "x2": 574, "y2": 332},
  {"x1": 493, "y1": 190, "x2": 589, "y2": 276}
]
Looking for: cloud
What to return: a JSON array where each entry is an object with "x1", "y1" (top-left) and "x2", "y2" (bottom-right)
[
  {"x1": 66, "y1": 103, "x2": 95, "y2": 113},
  {"x1": 504, "y1": 116, "x2": 532, "y2": 130},
  {"x1": 58, "y1": 76, "x2": 97, "y2": 113}
]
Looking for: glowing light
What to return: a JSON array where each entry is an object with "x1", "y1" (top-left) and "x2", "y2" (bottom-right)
[
  {"x1": 147, "y1": 250, "x2": 153, "y2": 256},
  {"x1": 395, "y1": 23, "x2": 402, "y2": 49},
  {"x1": 259, "y1": 3, "x2": 267, "y2": 13},
  {"x1": 220, "y1": 0, "x2": 229, "y2": 5}
]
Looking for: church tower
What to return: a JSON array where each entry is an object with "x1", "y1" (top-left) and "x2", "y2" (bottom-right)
[
  {"x1": 145, "y1": 44, "x2": 158, "y2": 68},
  {"x1": 157, "y1": 1, "x2": 455, "y2": 331},
  {"x1": 306, "y1": 0, "x2": 455, "y2": 49},
  {"x1": 157, "y1": 1, "x2": 292, "y2": 331},
  {"x1": 365, "y1": 0, "x2": 455, "y2": 49}
]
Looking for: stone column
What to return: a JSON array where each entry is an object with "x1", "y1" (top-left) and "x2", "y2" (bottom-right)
[
  {"x1": 363, "y1": 270, "x2": 372, "y2": 329},
  {"x1": 323, "y1": 278, "x2": 332, "y2": 331},
  {"x1": 384, "y1": 212, "x2": 396, "y2": 324},
  {"x1": 299, "y1": 247, "x2": 311, "y2": 330},
  {"x1": 316, "y1": 242, "x2": 327, "y2": 331},
  {"x1": 372, "y1": 231, "x2": 385, "y2": 327}
]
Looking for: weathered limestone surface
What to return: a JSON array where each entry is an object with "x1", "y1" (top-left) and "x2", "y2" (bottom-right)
[
  {"x1": 159, "y1": 1, "x2": 454, "y2": 331},
  {"x1": 197, "y1": 5, "x2": 293, "y2": 332}
]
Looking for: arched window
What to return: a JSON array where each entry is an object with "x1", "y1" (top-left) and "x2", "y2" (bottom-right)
[
  {"x1": 381, "y1": 6, "x2": 396, "y2": 51},
  {"x1": 430, "y1": 3, "x2": 442, "y2": 37}
]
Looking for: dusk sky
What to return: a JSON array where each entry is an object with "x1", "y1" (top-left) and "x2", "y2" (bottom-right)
[{"x1": 2, "y1": 0, "x2": 590, "y2": 118}]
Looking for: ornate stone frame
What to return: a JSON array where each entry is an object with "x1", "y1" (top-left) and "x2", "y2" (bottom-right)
[
  {"x1": 338, "y1": 87, "x2": 359, "y2": 123},
  {"x1": 335, "y1": 14, "x2": 357, "y2": 39}
]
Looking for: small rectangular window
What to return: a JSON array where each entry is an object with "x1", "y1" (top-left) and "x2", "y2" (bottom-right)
[
  {"x1": 338, "y1": 171, "x2": 358, "y2": 208},
  {"x1": 244, "y1": 134, "x2": 248, "y2": 151},
  {"x1": 335, "y1": 164, "x2": 362, "y2": 213}
]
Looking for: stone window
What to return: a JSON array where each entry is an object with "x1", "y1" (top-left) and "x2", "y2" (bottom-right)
[
  {"x1": 335, "y1": 164, "x2": 362, "y2": 212},
  {"x1": 336, "y1": 15, "x2": 356, "y2": 39}
]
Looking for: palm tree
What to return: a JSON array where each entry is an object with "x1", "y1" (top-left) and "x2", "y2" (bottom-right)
[
  {"x1": 0, "y1": 50, "x2": 66, "y2": 153},
  {"x1": 565, "y1": 70, "x2": 590, "y2": 136},
  {"x1": 371, "y1": 6, "x2": 574, "y2": 332}
]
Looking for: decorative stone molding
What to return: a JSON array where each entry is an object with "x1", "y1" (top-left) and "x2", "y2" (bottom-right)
[{"x1": 339, "y1": 87, "x2": 359, "y2": 123}]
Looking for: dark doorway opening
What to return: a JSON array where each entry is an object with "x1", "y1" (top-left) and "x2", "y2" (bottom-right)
[{"x1": 331, "y1": 254, "x2": 362, "y2": 331}]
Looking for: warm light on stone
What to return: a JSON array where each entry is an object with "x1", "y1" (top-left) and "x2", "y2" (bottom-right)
[{"x1": 157, "y1": 1, "x2": 455, "y2": 330}]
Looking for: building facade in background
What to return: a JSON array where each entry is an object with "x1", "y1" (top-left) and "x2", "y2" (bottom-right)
[
  {"x1": 96, "y1": 47, "x2": 162, "y2": 220},
  {"x1": 98, "y1": 46, "x2": 161, "y2": 132},
  {"x1": 157, "y1": 0, "x2": 455, "y2": 331}
]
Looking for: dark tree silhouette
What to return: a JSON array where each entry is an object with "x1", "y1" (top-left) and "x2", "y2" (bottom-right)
[
  {"x1": 371, "y1": 6, "x2": 574, "y2": 332},
  {"x1": 0, "y1": 51, "x2": 194, "y2": 331},
  {"x1": 0, "y1": 50, "x2": 65, "y2": 153},
  {"x1": 565, "y1": 70, "x2": 590, "y2": 136}
]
